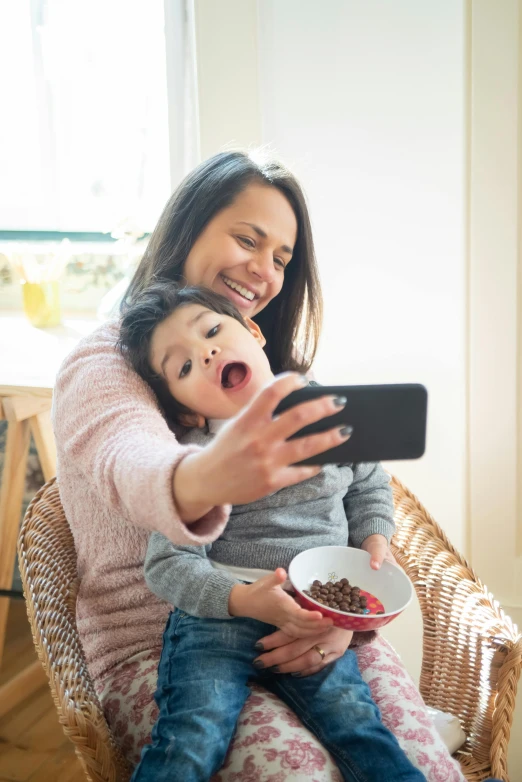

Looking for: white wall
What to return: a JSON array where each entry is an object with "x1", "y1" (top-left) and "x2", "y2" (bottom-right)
[
  {"x1": 194, "y1": 4, "x2": 522, "y2": 775},
  {"x1": 194, "y1": 0, "x2": 261, "y2": 159},
  {"x1": 467, "y1": 6, "x2": 522, "y2": 773},
  {"x1": 258, "y1": 0, "x2": 467, "y2": 553},
  {"x1": 468, "y1": 0, "x2": 522, "y2": 611}
]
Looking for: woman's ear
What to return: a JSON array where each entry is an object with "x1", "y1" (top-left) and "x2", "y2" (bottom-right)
[
  {"x1": 244, "y1": 318, "x2": 266, "y2": 348},
  {"x1": 179, "y1": 411, "x2": 206, "y2": 428}
]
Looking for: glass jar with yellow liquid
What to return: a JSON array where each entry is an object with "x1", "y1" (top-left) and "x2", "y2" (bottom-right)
[{"x1": 22, "y1": 280, "x2": 62, "y2": 327}]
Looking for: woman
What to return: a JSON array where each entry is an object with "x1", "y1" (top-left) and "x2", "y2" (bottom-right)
[{"x1": 53, "y1": 150, "x2": 464, "y2": 781}]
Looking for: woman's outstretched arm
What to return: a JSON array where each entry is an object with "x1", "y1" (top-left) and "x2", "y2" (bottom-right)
[{"x1": 52, "y1": 321, "x2": 231, "y2": 544}]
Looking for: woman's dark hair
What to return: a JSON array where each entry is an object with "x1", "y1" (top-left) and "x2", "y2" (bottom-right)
[
  {"x1": 118, "y1": 281, "x2": 248, "y2": 424},
  {"x1": 121, "y1": 150, "x2": 322, "y2": 374}
]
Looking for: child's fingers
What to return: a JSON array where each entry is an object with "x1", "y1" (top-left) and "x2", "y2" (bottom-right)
[
  {"x1": 286, "y1": 619, "x2": 331, "y2": 633},
  {"x1": 281, "y1": 622, "x2": 321, "y2": 638},
  {"x1": 362, "y1": 535, "x2": 390, "y2": 570},
  {"x1": 383, "y1": 549, "x2": 398, "y2": 565},
  {"x1": 296, "y1": 615, "x2": 333, "y2": 631},
  {"x1": 284, "y1": 604, "x2": 330, "y2": 626},
  {"x1": 368, "y1": 543, "x2": 387, "y2": 570},
  {"x1": 283, "y1": 612, "x2": 333, "y2": 635},
  {"x1": 254, "y1": 568, "x2": 288, "y2": 592},
  {"x1": 295, "y1": 607, "x2": 325, "y2": 621}
]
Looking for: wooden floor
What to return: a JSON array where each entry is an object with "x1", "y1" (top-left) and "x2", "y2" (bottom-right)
[{"x1": 0, "y1": 600, "x2": 85, "y2": 782}]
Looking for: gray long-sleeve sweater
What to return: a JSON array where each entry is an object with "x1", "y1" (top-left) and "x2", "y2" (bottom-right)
[{"x1": 145, "y1": 424, "x2": 395, "y2": 620}]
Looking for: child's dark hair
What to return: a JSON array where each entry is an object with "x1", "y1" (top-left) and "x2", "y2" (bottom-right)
[{"x1": 118, "y1": 282, "x2": 248, "y2": 423}]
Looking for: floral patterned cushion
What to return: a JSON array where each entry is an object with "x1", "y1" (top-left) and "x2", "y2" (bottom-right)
[{"x1": 96, "y1": 635, "x2": 465, "y2": 781}]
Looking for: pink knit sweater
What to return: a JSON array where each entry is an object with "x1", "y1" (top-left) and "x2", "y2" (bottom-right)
[{"x1": 52, "y1": 320, "x2": 230, "y2": 681}]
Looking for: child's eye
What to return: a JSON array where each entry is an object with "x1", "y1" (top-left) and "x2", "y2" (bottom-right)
[
  {"x1": 206, "y1": 325, "x2": 220, "y2": 338},
  {"x1": 179, "y1": 360, "x2": 191, "y2": 378}
]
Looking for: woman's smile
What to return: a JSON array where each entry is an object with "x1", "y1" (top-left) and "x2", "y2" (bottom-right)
[{"x1": 220, "y1": 274, "x2": 258, "y2": 302}]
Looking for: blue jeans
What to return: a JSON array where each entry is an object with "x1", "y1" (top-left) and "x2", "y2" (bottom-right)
[{"x1": 131, "y1": 609, "x2": 427, "y2": 782}]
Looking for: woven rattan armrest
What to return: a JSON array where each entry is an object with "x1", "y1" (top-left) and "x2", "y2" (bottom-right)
[{"x1": 390, "y1": 475, "x2": 522, "y2": 781}]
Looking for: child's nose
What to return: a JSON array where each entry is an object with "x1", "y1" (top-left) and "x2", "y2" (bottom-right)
[{"x1": 204, "y1": 347, "x2": 219, "y2": 365}]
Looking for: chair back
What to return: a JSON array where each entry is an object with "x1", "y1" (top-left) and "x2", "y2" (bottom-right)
[{"x1": 17, "y1": 478, "x2": 132, "y2": 782}]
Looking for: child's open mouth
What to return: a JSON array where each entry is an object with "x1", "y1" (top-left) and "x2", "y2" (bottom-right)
[{"x1": 219, "y1": 361, "x2": 251, "y2": 392}]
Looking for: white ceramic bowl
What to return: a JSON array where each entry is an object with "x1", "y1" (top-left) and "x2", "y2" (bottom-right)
[{"x1": 288, "y1": 546, "x2": 413, "y2": 631}]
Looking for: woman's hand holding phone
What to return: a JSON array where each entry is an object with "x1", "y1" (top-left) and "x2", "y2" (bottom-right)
[{"x1": 172, "y1": 373, "x2": 350, "y2": 523}]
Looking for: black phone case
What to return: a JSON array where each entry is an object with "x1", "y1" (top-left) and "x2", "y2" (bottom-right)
[{"x1": 273, "y1": 383, "x2": 428, "y2": 465}]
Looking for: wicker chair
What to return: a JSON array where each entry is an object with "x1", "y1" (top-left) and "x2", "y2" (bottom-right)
[{"x1": 17, "y1": 477, "x2": 522, "y2": 782}]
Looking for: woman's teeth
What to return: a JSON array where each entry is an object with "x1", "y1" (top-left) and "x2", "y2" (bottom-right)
[{"x1": 221, "y1": 275, "x2": 255, "y2": 301}]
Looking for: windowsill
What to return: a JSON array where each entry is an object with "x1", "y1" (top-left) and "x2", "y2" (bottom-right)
[
  {"x1": 0, "y1": 230, "x2": 148, "y2": 242},
  {"x1": 0, "y1": 239, "x2": 137, "y2": 256}
]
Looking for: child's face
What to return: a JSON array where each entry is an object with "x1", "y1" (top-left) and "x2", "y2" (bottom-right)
[{"x1": 149, "y1": 304, "x2": 274, "y2": 422}]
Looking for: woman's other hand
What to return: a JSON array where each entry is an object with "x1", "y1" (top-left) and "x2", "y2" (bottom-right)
[
  {"x1": 360, "y1": 533, "x2": 397, "y2": 570},
  {"x1": 173, "y1": 372, "x2": 351, "y2": 522},
  {"x1": 228, "y1": 568, "x2": 333, "y2": 637},
  {"x1": 252, "y1": 626, "x2": 354, "y2": 676}
]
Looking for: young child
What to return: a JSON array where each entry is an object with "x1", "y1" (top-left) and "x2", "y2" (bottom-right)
[{"x1": 119, "y1": 282, "x2": 427, "y2": 782}]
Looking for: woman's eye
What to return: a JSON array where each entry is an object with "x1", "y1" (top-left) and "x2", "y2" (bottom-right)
[
  {"x1": 179, "y1": 360, "x2": 192, "y2": 378},
  {"x1": 206, "y1": 325, "x2": 220, "y2": 338},
  {"x1": 274, "y1": 257, "x2": 286, "y2": 269},
  {"x1": 239, "y1": 236, "x2": 255, "y2": 249}
]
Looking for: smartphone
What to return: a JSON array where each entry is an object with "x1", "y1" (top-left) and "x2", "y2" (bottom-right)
[{"x1": 273, "y1": 383, "x2": 428, "y2": 465}]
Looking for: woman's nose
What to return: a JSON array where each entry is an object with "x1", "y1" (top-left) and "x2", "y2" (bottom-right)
[{"x1": 248, "y1": 251, "x2": 276, "y2": 283}]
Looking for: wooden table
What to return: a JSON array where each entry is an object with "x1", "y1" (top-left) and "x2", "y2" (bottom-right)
[{"x1": 0, "y1": 314, "x2": 98, "y2": 718}]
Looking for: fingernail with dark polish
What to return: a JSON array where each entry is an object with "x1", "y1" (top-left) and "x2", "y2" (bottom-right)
[
  {"x1": 291, "y1": 672, "x2": 303, "y2": 677},
  {"x1": 269, "y1": 665, "x2": 281, "y2": 673},
  {"x1": 339, "y1": 425, "x2": 353, "y2": 437},
  {"x1": 253, "y1": 642, "x2": 264, "y2": 652},
  {"x1": 253, "y1": 659, "x2": 265, "y2": 669},
  {"x1": 333, "y1": 396, "x2": 347, "y2": 407}
]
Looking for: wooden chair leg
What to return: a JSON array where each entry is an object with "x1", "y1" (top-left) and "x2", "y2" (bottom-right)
[
  {"x1": 0, "y1": 418, "x2": 30, "y2": 666},
  {"x1": 29, "y1": 410, "x2": 57, "y2": 482},
  {"x1": 0, "y1": 660, "x2": 46, "y2": 719}
]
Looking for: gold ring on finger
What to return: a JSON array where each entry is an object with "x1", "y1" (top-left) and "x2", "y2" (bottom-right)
[{"x1": 312, "y1": 645, "x2": 326, "y2": 661}]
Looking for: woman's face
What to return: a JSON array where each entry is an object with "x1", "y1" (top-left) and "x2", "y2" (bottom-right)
[{"x1": 183, "y1": 183, "x2": 298, "y2": 318}]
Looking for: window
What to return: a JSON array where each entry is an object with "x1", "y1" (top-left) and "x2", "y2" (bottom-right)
[{"x1": 0, "y1": 0, "x2": 188, "y2": 235}]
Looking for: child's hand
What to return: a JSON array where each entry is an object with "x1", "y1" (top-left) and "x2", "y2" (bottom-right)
[
  {"x1": 360, "y1": 534, "x2": 397, "y2": 570},
  {"x1": 228, "y1": 568, "x2": 333, "y2": 637}
]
